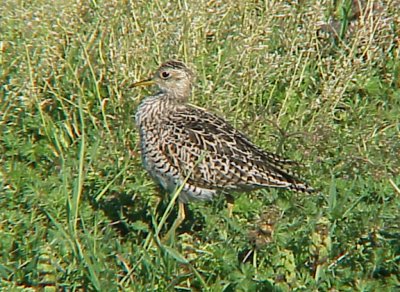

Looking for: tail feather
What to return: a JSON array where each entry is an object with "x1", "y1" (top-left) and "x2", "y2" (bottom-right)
[{"x1": 288, "y1": 180, "x2": 315, "y2": 193}]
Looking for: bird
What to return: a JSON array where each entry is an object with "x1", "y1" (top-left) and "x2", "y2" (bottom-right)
[{"x1": 133, "y1": 60, "x2": 313, "y2": 232}]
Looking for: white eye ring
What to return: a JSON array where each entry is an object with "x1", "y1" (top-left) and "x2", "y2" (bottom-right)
[{"x1": 161, "y1": 71, "x2": 170, "y2": 79}]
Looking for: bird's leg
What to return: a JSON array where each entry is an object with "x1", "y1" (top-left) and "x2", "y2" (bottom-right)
[
  {"x1": 154, "y1": 184, "x2": 166, "y2": 219},
  {"x1": 176, "y1": 201, "x2": 186, "y2": 229},
  {"x1": 225, "y1": 193, "x2": 235, "y2": 218},
  {"x1": 163, "y1": 201, "x2": 186, "y2": 242}
]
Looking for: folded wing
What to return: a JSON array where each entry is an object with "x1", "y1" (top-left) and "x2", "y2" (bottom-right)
[{"x1": 160, "y1": 106, "x2": 313, "y2": 193}]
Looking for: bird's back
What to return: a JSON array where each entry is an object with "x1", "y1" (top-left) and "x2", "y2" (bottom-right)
[{"x1": 155, "y1": 104, "x2": 314, "y2": 196}]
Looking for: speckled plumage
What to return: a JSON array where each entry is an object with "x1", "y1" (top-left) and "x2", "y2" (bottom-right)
[{"x1": 134, "y1": 60, "x2": 313, "y2": 204}]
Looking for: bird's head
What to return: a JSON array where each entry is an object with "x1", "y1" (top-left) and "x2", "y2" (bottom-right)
[{"x1": 133, "y1": 60, "x2": 194, "y2": 102}]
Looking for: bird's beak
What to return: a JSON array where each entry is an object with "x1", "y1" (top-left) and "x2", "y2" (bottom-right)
[{"x1": 131, "y1": 78, "x2": 155, "y2": 88}]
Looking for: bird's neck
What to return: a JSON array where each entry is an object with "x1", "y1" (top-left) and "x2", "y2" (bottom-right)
[
  {"x1": 160, "y1": 87, "x2": 190, "y2": 102},
  {"x1": 135, "y1": 93, "x2": 182, "y2": 127}
]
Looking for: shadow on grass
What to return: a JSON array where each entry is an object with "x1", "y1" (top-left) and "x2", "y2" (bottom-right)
[{"x1": 88, "y1": 191, "x2": 206, "y2": 239}]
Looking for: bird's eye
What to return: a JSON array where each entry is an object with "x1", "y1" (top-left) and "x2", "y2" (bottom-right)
[{"x1": 160, "y1": 71, "x2": 170, "y2": 79}]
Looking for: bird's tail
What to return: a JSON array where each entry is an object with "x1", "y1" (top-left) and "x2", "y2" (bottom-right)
[{"x1": 288, "y1": 179, "x2": 315, "y2": 193}]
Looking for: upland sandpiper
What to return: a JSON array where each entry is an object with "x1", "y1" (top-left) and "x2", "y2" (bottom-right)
[{"x1": 133, "y1": 60, "x2": 313, "y2": 230}]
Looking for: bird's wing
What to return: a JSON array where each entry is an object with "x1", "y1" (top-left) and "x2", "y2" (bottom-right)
[{"x1": 160, "y1": 106, "x2": 313, "y2": 193}]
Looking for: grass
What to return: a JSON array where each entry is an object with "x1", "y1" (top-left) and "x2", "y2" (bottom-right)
[{"x1": 1, "y1": 0, "x2": 399, "y2": 290}]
